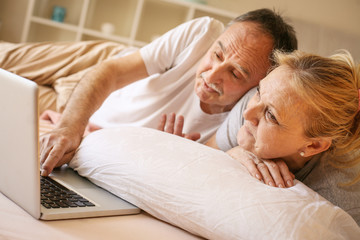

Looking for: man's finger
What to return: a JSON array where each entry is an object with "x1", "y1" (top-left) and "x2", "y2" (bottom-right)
[
  {"x1": 165, "y1": 113, "x2": 176, "y2": 133},
  {"x1": 39, "y1": 111, "x2": 52, "y2": 121},
  {"x1": 157, "y1": 114, "x2": 167, "y2": 131},
  {"x1": 184, "y1": 132, "x2": 201, "y2": 141},
  {"x1": 174, "y1": 115, "x2": 184, "y2": 136},
  {"x1": 57, "y1": 150, "x2": 76, "y2": 167},
  {"x1": 40, "y1": 142, "x2": 68, "y2": 176}
]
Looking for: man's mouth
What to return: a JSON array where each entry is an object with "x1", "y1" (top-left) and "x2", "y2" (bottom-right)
[{"x1": 200, "y1": 72, "x2": 223, "y2": 95}]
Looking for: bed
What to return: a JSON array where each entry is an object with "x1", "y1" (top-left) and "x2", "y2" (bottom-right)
[
  {"x1": 0, "y1": 192, "x2": 202, "y2": 240},
  {"x1": 1, "y1": 124, "x2": 359, "y2": 239},
  {"x1": 0, "y1": 122, "x2": 202, "y2": 240},
  {"x1": 1, "y1": 41, "x2": 360, "y2": 239}
]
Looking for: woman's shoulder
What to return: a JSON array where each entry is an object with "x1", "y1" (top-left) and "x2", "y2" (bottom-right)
[{"x1": 301, "y1": 152, "x2": 360, "y2": 225}]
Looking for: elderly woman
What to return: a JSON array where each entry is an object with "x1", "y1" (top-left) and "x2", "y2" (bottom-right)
[
  {"x1": 160, "y1": 50, "x2": 360, "y2": 224},
  {"x1": 219, "y1": 50, "x2": 360, "y2": 225},
  {"x1": 228, "y1": 50, "x2": 360, "y2": 181}
]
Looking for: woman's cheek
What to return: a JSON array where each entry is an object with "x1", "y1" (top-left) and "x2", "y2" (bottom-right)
[
  {"x1": 254, "y1": 132, "x2": 273, "y2": 158},
  {"x1": 236, "y1": 127, "x2": 255, "y2": 152}
]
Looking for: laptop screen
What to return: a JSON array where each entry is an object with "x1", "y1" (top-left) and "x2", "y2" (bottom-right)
[{"x1": 0, "y1": 69, "x2": 41, "y2": 219}]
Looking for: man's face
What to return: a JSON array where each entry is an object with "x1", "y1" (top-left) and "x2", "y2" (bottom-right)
[{"x1": 195, "y1": 21, "x2": 274, "y2": 113}]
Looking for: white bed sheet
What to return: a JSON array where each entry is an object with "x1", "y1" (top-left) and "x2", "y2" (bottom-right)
[
  {"x1": 0, "y1": 192, "x2": 202, "y2": 240},
  {"x1": 71, "y1": 127, "x2": 360, "y2": 240}
]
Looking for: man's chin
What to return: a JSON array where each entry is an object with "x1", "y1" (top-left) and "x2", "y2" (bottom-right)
[{"x1": 196, "y1": 90, "x2": 215, "y2": 103}]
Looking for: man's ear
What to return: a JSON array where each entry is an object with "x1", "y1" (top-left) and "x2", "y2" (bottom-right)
[{"x1": 303, "y1": 137, "x2": 332, "y2": 157}]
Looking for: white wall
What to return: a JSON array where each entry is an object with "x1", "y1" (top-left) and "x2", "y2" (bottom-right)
[
  {"x1": 207, "y1": 0, "x2": 360, "y2": 60},
  {"x1": 1, "y1": 0, "x2": 359, "y2": 60},
  {"x1": 0, "y1": 0, "x2": 28, "y2": 42},
  {"x1": 208, "y1": 0, "x2": 360, "y2": 36}
]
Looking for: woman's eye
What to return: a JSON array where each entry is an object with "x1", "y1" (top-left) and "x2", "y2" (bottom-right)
[{"x1": 265, "y1": 109, "x2": 278, "y2": 124}]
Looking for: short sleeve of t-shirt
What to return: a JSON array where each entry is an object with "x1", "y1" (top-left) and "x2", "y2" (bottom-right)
[
  {"x1": 140, "y1": 17, "x2": 224, "y2": 76},
  {"x1": 216, "y1": 87, "x2": 257, "y2": 151}
]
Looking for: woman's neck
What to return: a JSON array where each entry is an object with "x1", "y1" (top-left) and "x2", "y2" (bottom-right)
[{"x1": 279, "y1": 155, "x2": 313, "y2": 173}]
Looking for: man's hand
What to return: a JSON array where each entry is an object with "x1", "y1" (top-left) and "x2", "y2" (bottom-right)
[
  {"x1": 39, "y1": 51, "x2": 147, "y2": 176},
  {"x1": 40, "y1": 110, "x2": 62, "y2": 124},
  {"x1": 157, "y1": 113, "x2": 201, "y2": 141},
  {"x1": 40, "y1": 109, "x2": 102, "y2": 136},
  {"x1": 39, "y1": 127, "x2": 83, "y2": 176},
  {"x1": 227, "y1": 146, "x2": 294, "y2": 188}
]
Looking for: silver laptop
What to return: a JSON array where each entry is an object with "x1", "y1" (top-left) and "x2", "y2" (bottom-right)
[{"x1": 0, "y1": 68, "x2": 140, "y2": 220}]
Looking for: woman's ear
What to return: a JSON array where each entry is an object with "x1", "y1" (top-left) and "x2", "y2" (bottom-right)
[{"x1": 303, "y1": 137, "x2": 332, "y2": 157}]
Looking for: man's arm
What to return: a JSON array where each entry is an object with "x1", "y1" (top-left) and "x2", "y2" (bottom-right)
[{"x1": 40, "y1": 50, "x2": 148, "y2": 176}]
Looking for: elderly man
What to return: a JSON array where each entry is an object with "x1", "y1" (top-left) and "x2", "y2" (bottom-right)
[{"x1": 20, "y1": 8, "x2": 296, "y2": 176}]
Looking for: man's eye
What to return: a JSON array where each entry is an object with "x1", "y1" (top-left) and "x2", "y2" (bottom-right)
[
  {"x1": 254, "y1": 87, "x2": 260, "y2": 101},
  {"x1": 214, "y1": 51, "x2": 221, "y2": 60},
  {"x1": 232, "y1": 71, "x2": 239, "y2": 79}
]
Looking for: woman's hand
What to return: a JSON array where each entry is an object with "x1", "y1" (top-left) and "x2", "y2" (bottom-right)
[
  {"x1": 157, "y1": 113, "x2": 201, "y2": 141},
  {"x1": 227, "y1": 146, "x2": 294, "y2": 188}
]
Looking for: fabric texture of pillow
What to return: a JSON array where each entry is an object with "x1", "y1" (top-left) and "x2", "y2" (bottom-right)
[{"x1": 69, "y1": 127, "x2": 360, "y2": 240}]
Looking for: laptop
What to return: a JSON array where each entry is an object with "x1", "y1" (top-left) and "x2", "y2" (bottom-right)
[{"x1": 0, "y1": 68, "x2": 140, "y2": 220}]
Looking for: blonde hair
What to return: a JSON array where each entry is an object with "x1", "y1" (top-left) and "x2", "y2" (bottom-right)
[{"x1": 274, "y1": 50, "x2": 360, "y2": 184}]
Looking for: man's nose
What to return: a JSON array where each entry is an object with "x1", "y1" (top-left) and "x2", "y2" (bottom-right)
[{"x1": 205, "y1": 63, "x2": 225, "y2": 84}]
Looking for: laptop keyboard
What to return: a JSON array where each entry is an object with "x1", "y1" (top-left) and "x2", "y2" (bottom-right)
[{"x1": 41, "y1": 176, "x2": 95, "y2": 209}]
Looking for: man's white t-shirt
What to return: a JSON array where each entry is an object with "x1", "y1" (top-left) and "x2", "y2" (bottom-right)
[{"x1": 90, "y1": 17, "x2": 228, "y2": 143}]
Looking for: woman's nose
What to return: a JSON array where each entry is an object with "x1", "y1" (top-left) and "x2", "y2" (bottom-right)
[{"x1": 243, "y1": 103, "x2": 261, "y2": 126}]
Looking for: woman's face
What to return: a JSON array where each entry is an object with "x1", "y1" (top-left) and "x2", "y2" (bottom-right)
[{"x1": 237, "y1": 65, "x2": 311, "y2": 169}]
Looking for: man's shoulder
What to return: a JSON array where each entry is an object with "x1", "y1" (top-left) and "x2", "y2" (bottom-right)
[
  {"x1": 188, "y1": 16, "x2": 224, "y2": 29},
  {"x1": 231, "y1": 87, "x2": 257, "y2": 113},
  {"x1": 215, "y1": 87, "x2": 257, "y2": 151},
  {"x1": 178, "y1": 16, "x2": 224, "y2": 42}
]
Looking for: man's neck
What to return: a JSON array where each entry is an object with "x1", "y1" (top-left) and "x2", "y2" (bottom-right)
[{"x1": 200, "y1": 101, "x2": 234, "y2": 114}]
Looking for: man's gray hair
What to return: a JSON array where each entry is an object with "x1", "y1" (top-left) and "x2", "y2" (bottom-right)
[{"x1": 230, "y1": 8, "x2": 298, "y2": 54}]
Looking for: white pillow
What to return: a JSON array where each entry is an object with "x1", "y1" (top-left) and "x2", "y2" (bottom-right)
[{"x1": 69, "y1": 127, "x2": 360, "y2": 240}]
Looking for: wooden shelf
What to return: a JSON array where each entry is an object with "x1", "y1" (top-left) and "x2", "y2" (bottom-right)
[{"x1": 22, "y1": 0, "x2": 238, "y2": 47}]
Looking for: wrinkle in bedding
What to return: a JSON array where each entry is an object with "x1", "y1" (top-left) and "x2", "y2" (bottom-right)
[{"x1": 70, "y1": 127, "x2": 360, "y2": 240}]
